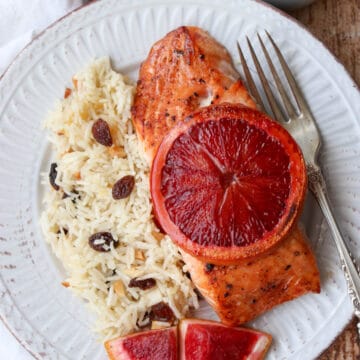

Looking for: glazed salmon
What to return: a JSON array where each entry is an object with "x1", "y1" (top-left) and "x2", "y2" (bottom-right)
[
  {"x1": 132, "y1": 26, "x2": 320, "y2": 325},
  {"x1": 182, "y1": 227, "x2": 320, "y2": 325},
  {"x1": 132, "y1": 26, "x2": 256, "y2": 162}
]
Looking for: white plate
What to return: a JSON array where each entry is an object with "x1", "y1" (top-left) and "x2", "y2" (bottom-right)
[{"x1": 0, "y1": 0, "x2": 359, "y2": 359}]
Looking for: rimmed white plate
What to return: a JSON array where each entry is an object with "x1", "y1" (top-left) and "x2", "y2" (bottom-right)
[{"x1": 0, "y1": 0, "x2": 359, "y2": 359}]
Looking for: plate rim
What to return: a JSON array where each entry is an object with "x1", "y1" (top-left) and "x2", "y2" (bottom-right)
[{"x1": 0, "y1": 0, "x2": 358, "y2": 358}]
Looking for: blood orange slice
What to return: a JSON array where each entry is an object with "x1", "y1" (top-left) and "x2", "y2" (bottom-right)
[
  {"x1": 105, "y1": 327, "x2": 178, "y2": 360},
  {"x1": 151, "y1": 104, "x2": 306, "y2": 263},
  {"x1": 179, "y1": 319, "x2": 271, "y2": 360}
]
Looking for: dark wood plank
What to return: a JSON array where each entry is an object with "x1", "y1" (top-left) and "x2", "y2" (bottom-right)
[{"x1": 289, "y1": 0, "x2": 360, "y2": 86}]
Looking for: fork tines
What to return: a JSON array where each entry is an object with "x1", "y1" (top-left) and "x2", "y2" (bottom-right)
[{"x1": 237, "y1": 32, "x2": 309, "y2": 123}]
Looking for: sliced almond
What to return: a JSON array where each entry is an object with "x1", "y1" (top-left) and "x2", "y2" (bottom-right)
[
  {"x1": 60, "y1": 148, "x2": 73, "y2": 157},
  {"x1": 113, "y1": 280, "x2": 125, "y2": 296},
  {"x1": 152, "y1": 231, "x2": 165, "y2": 242},
  {"x1": 79, "y1": 106, "x2": 89, "y2": 120},
  {"x1": 93, "y1": 102, "x2": 104, "y2": 112},
  {"x1": 135, "y1": 249, "x2": 145, "y2": 261},
  {"x1": 72, "y1": 77, "x2": 78, "y2": 90},
  {"x1": 108, "y1": 145, "x2": 126, "y2": 158}
]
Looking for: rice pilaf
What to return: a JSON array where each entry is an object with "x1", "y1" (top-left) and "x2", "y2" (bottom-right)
[{"x1": 41, "y1": 58, "x2": 198, "y2": 340}]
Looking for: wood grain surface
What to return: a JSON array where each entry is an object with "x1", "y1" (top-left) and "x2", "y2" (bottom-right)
[
  {"x1": 289, "y1": 0, "x2": 360, "y2": 358},
  {"x1": 289, "y1": 0, "x2": 360, "y2": 86}
]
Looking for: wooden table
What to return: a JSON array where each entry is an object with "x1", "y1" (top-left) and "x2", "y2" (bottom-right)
[{"x1": 289, "y1": 0, "x2": 360, "y2": 358}]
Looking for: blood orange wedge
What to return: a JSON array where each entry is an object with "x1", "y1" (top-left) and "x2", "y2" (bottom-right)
[
  {"x1": 105, "y1": 327, "x2": 178, "y2": 360},
  {"x1": 151, "y1": 104, "x2": 306, "y2": 264},
  {"x1": 179, "y1": 319, "x2": 271, "y2": 360}
]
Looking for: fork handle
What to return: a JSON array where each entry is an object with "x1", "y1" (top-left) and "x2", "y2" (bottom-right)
[{"x1": 308, "y1": 164, "x2": 360, "y2": 337}]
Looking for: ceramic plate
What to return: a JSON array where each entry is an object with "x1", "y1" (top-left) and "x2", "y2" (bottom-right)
[{"x1": 0, "y1": 0, "x2": 359, "y2": 359}]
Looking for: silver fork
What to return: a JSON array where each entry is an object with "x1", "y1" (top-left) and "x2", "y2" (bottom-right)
[{"x1": 237, "y1": 32, "x2": 360, "y2": 335}]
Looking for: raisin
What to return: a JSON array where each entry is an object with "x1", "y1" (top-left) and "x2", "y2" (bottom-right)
[
  {"x1": 112, "y1": 175, "x2": 135, "y2": 200},
  {"x1": 92, "y1": 119, "x2": 112, "y2": 146},
  {"x1": 49, "y1": 163, "x2": 60, "y2": 190},
  {"x1": 149, "y1": 302, "x2": 175, "y2": 323},
  {"x1": 88, "y1": 232, "x2": 118, "y2": 252},
  {"x1": 129, "y1": 277, "x2": 156, "y2": 290}
]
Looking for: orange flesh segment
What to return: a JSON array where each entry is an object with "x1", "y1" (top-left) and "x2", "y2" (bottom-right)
[
  {"x1": 180, "y1": 319, "x2": 271, "y2": 360},
  {"x1": 105, "y1": 327, "x2": 178, "y2": 360},
  {"x1": 161, "y1": 117, "x2": 291, "y2": 248},
  {"x1": 151, "y1": 104, "x2": 307, "y2": 263}
]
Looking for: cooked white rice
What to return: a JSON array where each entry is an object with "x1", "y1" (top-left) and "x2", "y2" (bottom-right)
[{"x1": 40, "y1": 58, "x2": 198, "y2": 340}]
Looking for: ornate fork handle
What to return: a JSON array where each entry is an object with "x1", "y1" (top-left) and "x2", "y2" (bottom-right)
[{"x1": 307, "y1": 163, "x2": 360, "y2": 335}]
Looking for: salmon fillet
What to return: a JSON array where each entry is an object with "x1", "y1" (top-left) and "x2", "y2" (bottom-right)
[
  {"x1": 132, "y1": 26, "x2": 320, "y2": 325},
  {"x1": 182, "y1": 227, "x2": 320, "y2": 325}
]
